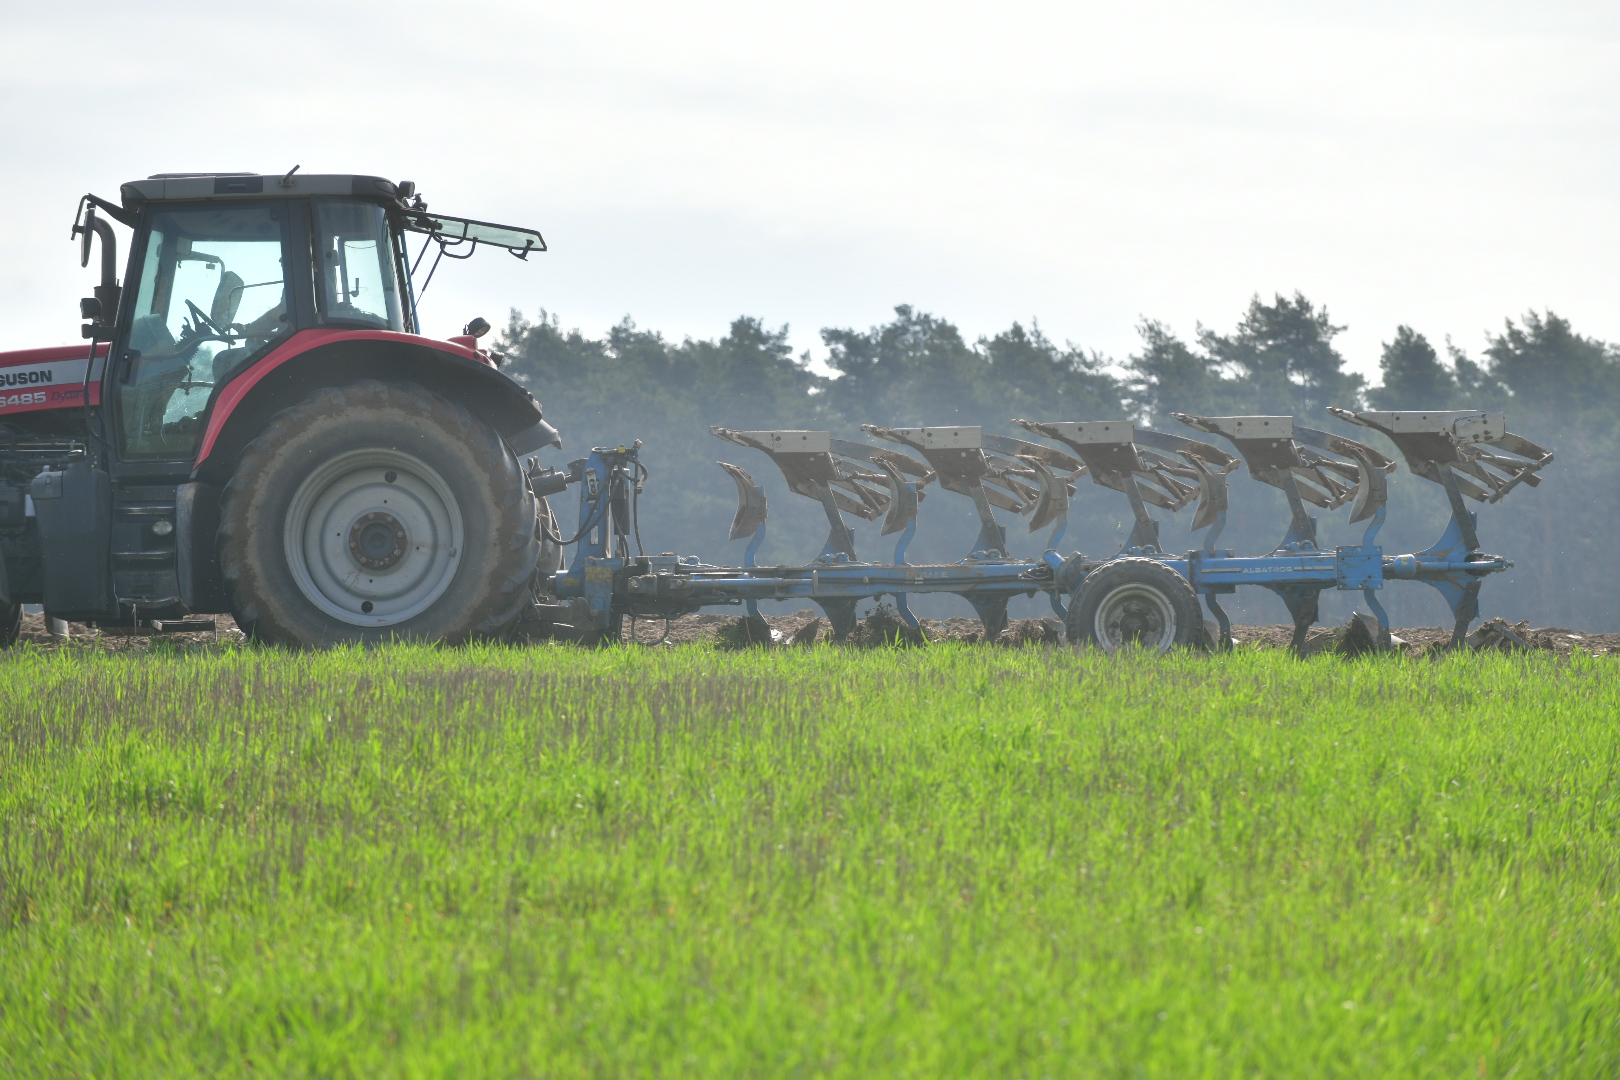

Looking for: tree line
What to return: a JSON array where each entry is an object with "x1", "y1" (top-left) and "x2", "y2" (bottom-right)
[{"x1": 499, "y1": 294, "x2": 1617, "y2": 629}]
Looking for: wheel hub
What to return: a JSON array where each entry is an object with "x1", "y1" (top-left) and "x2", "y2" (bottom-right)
[
  {"x1": 1093, "y1": 582, "x2": 1178, "y2": 651},
  {"x1": 283, "y1": 448, "x2": 464, "y2": 627},
  {"x1": 1107, "y1": 598, "x2": 1164, "y2": 643},
  {"x1": 348, "y1": 511, "x2": 409, "y2": 571}
]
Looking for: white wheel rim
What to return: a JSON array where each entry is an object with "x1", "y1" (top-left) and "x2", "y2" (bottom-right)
[
  {"x1": 1093, "y1": 582, "x2": 1178, "y2": 652},
  {"x1": 283, "y1": 448, "x2": 464, "y2": 627}
]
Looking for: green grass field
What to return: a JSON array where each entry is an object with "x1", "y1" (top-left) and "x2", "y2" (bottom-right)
[{"x1": 1, "y1": 642, "x2": 1616, "y2": 1077}]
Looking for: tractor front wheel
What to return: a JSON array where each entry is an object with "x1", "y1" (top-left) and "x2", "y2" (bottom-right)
[
  {"x1": 219, "y1": 380, "x2": 540, "y2": 646},
  {"x1": 1068, "y1": 557, "x2": 1201, "y2": 653},
  {"x1": 0, "y1": 602, "x2": 20, "y2": 648}
]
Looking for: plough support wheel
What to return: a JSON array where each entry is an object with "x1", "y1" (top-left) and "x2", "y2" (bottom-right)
[{"x1": 1069, "y1": 557, "x2": 1201, "y2": 653}]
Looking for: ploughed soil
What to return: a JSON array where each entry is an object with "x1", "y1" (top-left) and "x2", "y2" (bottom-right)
[
  {"x1": 9, "y1": 609, "x2": 1618, "y2": 657},
  {"x1": 618, "y1": 609, "x2": 1620, "y2": 657},
  {"x1": 1227, "y1": 620, "x2": 1620, "y2": 658}
]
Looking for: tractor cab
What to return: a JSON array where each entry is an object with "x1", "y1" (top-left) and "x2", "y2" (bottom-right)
[
  {"x1": 73, "y1": 173, "x2": 545, "y2": 465},
  {"x1": 1, "y1": 172, "x2": 555, "y2": 639}
]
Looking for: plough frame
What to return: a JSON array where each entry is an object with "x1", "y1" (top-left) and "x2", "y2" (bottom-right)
[{"x1": 544, "y1": 409, "x2": 1552, "y2": 650}]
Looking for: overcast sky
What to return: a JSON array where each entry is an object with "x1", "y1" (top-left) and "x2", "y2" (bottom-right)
[{"x1": 3, "y1": 0, "x2": 1617, "y2": 383}]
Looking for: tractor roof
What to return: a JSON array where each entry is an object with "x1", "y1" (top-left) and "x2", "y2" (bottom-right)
[{"x1": 120, "y1": 173, "x2": 401, "y2": 210}]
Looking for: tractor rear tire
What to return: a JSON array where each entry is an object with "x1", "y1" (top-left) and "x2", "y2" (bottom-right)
[
  {"x1": 1068, "y1": 556, "x2": 1201, "y2": 653},
  {"x1": 0, "y1": 602, "x2": 20, "y2": 648},
  {"x1": 218, "y1": 380, "x2": 540, "y2": 647}
]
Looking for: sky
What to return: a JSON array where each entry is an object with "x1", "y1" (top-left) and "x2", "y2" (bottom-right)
[{"x1": 2, "y1": 0, "x2": 1617, "y2": 383}]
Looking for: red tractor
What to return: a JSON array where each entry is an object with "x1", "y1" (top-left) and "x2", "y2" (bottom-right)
[{"x1": 0, "y1": 171, "x2": 563, "y2": 647}]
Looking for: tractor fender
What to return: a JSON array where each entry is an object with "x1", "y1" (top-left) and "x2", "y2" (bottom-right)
[{"x1": 191, "y1": 329, "x2": 561, "y2": 484}]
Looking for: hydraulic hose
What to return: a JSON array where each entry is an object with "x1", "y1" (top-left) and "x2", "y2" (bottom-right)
[{"x1": 541, "y1": 496, "x2": 609, "y2": 548}]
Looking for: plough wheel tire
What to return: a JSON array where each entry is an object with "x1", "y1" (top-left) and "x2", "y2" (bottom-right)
[
  {"x1": 219, "y1": 380, "x2": 540, "y2": 647},
  {"x1": 0, "y1": 602, "x2": 20, "y2": 648},
  {"x1": 1069, "y1": 557, "x2": 1200, "y2": 653}
]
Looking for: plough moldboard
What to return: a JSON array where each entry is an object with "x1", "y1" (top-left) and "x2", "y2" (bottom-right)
[{"x1": 538, "y1": 409, "x2": 1553, "y2": 651}]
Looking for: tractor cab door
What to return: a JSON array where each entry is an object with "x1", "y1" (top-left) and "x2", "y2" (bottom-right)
[{"x1": 113, "y1": 203, "x2": 296, "y2": 463}]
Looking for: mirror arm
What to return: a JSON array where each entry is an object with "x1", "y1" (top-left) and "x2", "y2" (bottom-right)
[
  {"x1": 89, "y1": 218, "x2": 117, "y2": 287},
  {"x1": 89, "y1": 217, "x2": 120, "y2": 326},
  {"x1": 72, "y1": 196, "x2": 126, "y2": 327},
  {"x1": 83, "y1": 193, "x2": 138, "y2": 229},
  {"x1": 74, "y1": 206, "x2": 120, "y2": 330}
]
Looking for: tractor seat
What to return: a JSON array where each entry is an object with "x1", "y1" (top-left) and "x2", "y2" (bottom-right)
[{"x1": 211, "y1": 271, "x2": 245, "y2": 328}]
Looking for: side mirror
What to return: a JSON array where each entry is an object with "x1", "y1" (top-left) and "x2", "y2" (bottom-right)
[
  {"x1": 463, "y1": 316, "x2": 491, "y2": 339},
  {"x1": 78, "y1": 207, "x2": 96, "y2": 268}
]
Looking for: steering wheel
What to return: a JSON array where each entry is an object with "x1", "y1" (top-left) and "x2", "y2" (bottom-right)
[{"x1": 185, "y1": 298, "x2": 228, "y2": 339}]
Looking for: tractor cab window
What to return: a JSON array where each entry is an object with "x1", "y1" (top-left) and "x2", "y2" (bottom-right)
[
  {"x1": 118, "y1": 205, "x2": 289, "y2": 459},
  {"x1": 314, "y1": 201, "x2": 403, "y2": 331}
]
